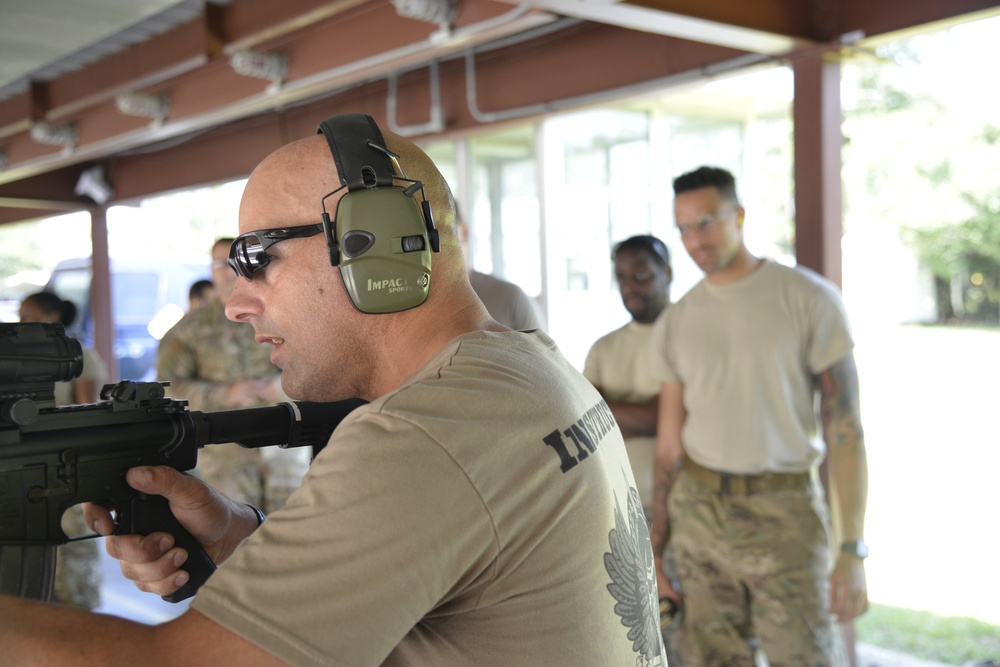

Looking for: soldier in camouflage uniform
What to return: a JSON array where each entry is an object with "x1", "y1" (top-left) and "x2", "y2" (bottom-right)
[
  {"x1": 156, "y1": 239, "x2": 310, "y2": 513},
  {"x1": 648, "y1": 167, "x2": 869, "y2": 666}
]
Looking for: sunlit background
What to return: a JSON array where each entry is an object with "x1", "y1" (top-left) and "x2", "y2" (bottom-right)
[{"x1": 0, "y1": 13, "x2": 997, "y2": 636}]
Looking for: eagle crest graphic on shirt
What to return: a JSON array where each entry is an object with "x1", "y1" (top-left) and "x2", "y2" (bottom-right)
[{"x1": 604, "y1": 481, "x2": 665, "y2": 666}]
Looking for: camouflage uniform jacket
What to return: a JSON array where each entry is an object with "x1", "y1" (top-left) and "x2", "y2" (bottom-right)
[
  {"x1": 155, "y1": 299, "x2": 307, "y2": 513},
  {"x1": 156, "y1": 299, "x2": 284, "y2": 409}
]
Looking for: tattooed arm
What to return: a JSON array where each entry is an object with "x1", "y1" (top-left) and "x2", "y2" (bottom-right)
[
  {"x1": 818, "y1": 351, "x2": 870, "y2": 621},
  {"x1": 650, "y1": 381, "x2": 686, "y2": 604}
]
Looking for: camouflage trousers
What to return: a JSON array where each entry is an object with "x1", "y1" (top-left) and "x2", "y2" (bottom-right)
[
  {"x1": 644, "y1": 504, "x2": 686, "y2": 667},
  {"x1": 659, "y1": 545, "x2": 687, "y2": 667},
  {"x1": 194, "y1": 442, "x2": 312, "y2": 514},
  {"x1": 54, "y1": 505, "x2": 102, "y2": 609},
  {"x1": 668, "y1": 471, "x2": 845, "y2": 667}
]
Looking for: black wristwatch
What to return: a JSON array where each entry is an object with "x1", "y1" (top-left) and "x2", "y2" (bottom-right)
[{"x1": 840, "y1": 539, "x2": 869, "y2": 559}]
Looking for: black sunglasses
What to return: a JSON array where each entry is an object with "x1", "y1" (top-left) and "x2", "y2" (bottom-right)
[{"x1": 228, "y1": 224, "x2": 324, "y2": 280}]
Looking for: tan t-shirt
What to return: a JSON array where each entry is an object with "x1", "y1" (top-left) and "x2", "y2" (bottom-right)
[
  {"x1": 648, "y1": 260, "x2": 853, "y2": 474},
  {"x1": 583, "y1": 320, "x2": 658, "y2": 510},
  {"x1": 468, "y1": 270, "x2": 546, "y2": 331},
  {"x1": 193, "y1": 330, "x2": 667, "y2": 667}
]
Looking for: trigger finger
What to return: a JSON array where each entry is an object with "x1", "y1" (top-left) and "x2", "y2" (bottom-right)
[{"x1": 81, "y1": 502, "x2": 115, "y2": 536}]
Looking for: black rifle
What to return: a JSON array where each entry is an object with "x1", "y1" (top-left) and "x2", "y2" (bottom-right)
[{"x1": 0, "y1": 322, "x2": 365, "y2": 603}]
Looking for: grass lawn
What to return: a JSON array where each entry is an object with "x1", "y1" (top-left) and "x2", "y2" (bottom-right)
[
  {"x1": 850, "y1": 324, "x2": 1000, "y2": 662},
  {"x1": 857, "y1": 603, "x2": 1000, "y2": 665}
]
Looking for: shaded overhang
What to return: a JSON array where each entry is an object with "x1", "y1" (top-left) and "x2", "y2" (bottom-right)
[{"x1": 0, "y1": 0, "x2": 996, "y2": 224}]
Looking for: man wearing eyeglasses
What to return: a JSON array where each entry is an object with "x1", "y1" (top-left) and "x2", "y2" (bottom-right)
[
  {"x1": 647, "y1": 165, "x2": 869, "y2": 666},
  {"x1": 157, "y1": 237, "x2": 311, "y2": 514},
  {"x1": 0, "y1": 118, "x2": 667, "y2": 666}
]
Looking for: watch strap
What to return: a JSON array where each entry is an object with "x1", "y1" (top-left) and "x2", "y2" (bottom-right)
[{"x1": 840, "y1": 539, "x2": 868, "y2": 559}]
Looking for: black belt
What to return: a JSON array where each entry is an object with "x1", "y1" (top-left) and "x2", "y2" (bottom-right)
[{"x1": 682, "y1": 454, "x2": 811, "y2": 496}]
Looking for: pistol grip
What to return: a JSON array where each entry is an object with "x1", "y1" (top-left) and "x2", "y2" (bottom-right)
[{"x1": 116, "y1": 493, "x2": 217, "y2": 603}]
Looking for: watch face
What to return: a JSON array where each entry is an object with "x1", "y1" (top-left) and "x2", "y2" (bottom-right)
[{"x1": 843, "y1": 540, "x2": 869, "y2": 558}]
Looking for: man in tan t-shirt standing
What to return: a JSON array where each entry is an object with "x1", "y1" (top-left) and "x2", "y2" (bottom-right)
[
  {"x1": 583, "y1": 234, "x2": 684, "y2": 664},
  {"x1": 648, "y1": 165, "x2": 869, "y2": 666}
]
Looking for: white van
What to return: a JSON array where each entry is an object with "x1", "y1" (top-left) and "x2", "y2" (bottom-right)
[{"x1": 46, "y1": 257, "x2": 210, "y2": 381}]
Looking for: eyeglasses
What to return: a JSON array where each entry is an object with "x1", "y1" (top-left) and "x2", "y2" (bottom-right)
[
  {"x1": 676, "y1": 208, "x2": 735, "y2": 238},
  {"x1": 228, "y1": 224, "x2": 324, "y2": 280}
]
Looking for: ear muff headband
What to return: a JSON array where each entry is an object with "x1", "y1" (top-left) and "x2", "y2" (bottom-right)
[
  {"x1": 316, "y1": 113, "x2": 436, "y2": 314},
  {"x1": 318, "y1": 114, "x2": 395, "y2": 190}
]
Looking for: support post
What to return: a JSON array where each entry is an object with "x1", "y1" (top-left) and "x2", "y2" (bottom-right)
[{"x1": 89, "y1": 207, "x2": 116, "y2": 380}]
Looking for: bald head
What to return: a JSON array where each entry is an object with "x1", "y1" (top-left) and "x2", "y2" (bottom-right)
[
  {"x1": 229, "y1": 119, "x2": 498, "y2": 400},
  {"x1": 241, "y1": 128, "x2": 460, "y2": 265}
]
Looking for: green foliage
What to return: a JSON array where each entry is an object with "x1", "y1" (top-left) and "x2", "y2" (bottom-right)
[
  {"x1": 982, "y1": 124, "x2": 1000, "y2": 145},
  {"x1": 846, "y1": 43, "x2": 942, "y2": 119},
  {"x1": 0, "y1": 223, "x2": 45, "y2": 281},
  {"x1": 917, "y1": 159, "x2": 952, "y2": 187},
  {"x1": 841, "y1": 18, "x2": 1000, "y2": 325},
  {"x1": 857, "y1": 603, "x2": 1000, "y2": 664},
  {"x1": 878, "y1": 41, "x2": 924, "y2": 67},
  {"x1": 901, "y1": 189, "x2": 1000, "y2": 322},
  {"x1": 849, "y1": 69, "x2": 918, "y2": 115},
  {"x1": 905, "y1": 191, "x2": 1000, "y2": 275}
]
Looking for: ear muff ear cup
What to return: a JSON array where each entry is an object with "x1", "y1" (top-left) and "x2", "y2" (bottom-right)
[
  {"x1": 317, "y1": 113, "x2": 438, "y2": 314},
  {"x1": 331, "y1": 187, "x2": 432, "y2": 314}
]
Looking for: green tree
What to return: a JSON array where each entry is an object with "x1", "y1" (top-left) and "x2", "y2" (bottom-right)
[
  {"x1": 903, "y1": 188, "x2": 1000, "y2": 324},
  {"x1": 0, "y1": 222, "x2": 45, "y2": 280},
  {"x1": 842, "y1": 19, "x2": 1000, "y2": 326}
]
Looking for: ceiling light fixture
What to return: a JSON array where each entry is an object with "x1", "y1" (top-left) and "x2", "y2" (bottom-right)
[
  {"x1": 116, "y1": 91, "x2": 170, "y2": 124},
  {"x1": 230, "y1": 50, "x2": 287, "y2": 91},
  {"x1": 30, "y1": 121, "x2": 78, "y2": 150},
  {"x1": 392, "y1": 0, "x2": 457, "y2": 36},
  {"x1": 393, "y1": 0, "x2": 457, "y2": 26}
]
